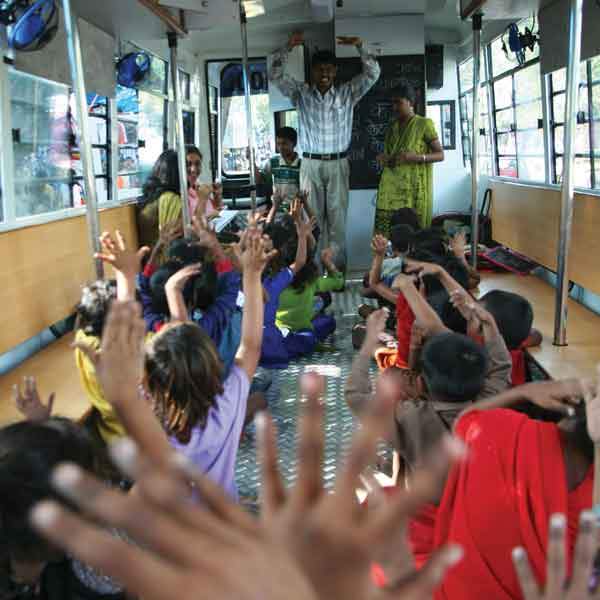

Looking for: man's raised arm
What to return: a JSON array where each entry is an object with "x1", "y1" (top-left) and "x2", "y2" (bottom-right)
[{"x1": 269, "y1": 31, "x2": 304, "y2": 101}]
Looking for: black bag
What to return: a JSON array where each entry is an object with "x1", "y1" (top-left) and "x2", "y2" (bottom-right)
[{"x1": 431, "y1": 188, "x2": 493, "y2": 247}]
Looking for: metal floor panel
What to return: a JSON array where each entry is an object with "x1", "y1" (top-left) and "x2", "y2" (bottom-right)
[{"x1": 236, "y1": 283, "x2": 381, "y2": 506}]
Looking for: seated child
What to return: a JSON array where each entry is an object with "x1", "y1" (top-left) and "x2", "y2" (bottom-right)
[
  {"x1": 346, "y1": 272, "x2": 511, "y2": 475},
  {"x1": 143, "y1": 231, "x2": 269, "y2": 499},
  {"x1": 138, "y1": 225, "x2": 242, "y2": 374},
  {"x1": 368, "y1": 235, "x2": 470, "y2": 369},
  {"x1": 0, "y1": 386, "x2": 125, "y2": 598},
  {"x1": 74, "y1": 279, "x2": 125, "y2": 443},
  {"x1": 276, "y1": 247, "x2": 345, "y2": 358},
  {"x1": 254, "y1": 126, "x2": 303, "y2": 222},
  {"x1": 478, "y1": 290, "x2": 542, "y2": 386}
]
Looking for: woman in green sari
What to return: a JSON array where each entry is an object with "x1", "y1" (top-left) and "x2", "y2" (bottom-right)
[{"x1": 375, "y1": 82, "x2": 444, "y2": 235}]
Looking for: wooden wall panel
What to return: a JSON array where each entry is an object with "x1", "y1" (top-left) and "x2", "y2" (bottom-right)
[
  {"x1": 490, "y1": 182, "x2": 600, "y2": 296},
  {"x1": 0, "y1": 205, "x2": 138, "y2": 355}
]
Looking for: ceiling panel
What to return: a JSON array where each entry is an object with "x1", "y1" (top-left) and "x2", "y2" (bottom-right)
[{"x1": 335, "y1": 0, "x2": 426, "y2": 16}]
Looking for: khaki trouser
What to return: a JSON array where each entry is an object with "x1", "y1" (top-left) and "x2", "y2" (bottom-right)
[{"x1": 300, "y1": 157, "x2": 350, "y2": 270}]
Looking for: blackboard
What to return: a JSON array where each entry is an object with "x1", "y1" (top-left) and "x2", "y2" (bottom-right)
[{"x1": 337, "y1": 54, "x2": 426, "y2": 190}]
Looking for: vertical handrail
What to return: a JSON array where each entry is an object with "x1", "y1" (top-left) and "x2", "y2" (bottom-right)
[
  {"x1": 553, "y1": 0, "x2": 583, "y2": 346},
  {"x1": 470, "y1": 14, "x2": 482, "y2": 268},
  {"x1": 168, "y1": 32, "x2": 191, "y2": 230},
  {"x1": 240, "y1": 4, "x2": 257, "y2": 211},
  {"x1": 62, "y1": 0, "x2": 103, "y2": 278}
]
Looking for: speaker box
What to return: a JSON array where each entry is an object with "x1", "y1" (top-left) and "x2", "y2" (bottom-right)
[{"x1": 426, "y1": 45, "x2": 444, "y2": 89}]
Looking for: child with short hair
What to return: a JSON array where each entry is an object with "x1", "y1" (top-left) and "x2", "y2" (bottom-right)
[
  {"x1": 254, "y1": 126, "x2": 304, "y2": 223},
  {"x1": 479, "y1": 290, "x2": 542, "y2": 386},
  {"x1": 346, "y1": 270, "x2": 511, "y2": 474}
]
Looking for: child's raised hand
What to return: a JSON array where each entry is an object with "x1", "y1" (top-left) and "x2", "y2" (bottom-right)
[
  {"x1": 95, "y1": 230, "x2": 149, "y2": 277},
  {"x1": 449, "y1": 230, "x2": 467, "y2": 259},
  {"x1": 391, "y1": 273, "x2": 417, "y2": 291},
  {"x1": 583, "y1": 367, "x2": 600, "y2": 444},
  {"x1": 320, "y1": 247, "x2": 335, "y2": 266},
  {"x1": 365, "y1": 308, "x2": 389, "y2": 349},
  {"x1": 13, "y1": 376, "x2": 55, "y2": 421},
  {"x1": 513, "y1": 511, "x2": 597, "y2": 600},
  {"x1": 297, "y1": 216, "x2": 317, "y2": 239},
  {"x1": 405, "y1": 261, "x2": 443, "y2": 279},
  {"x1": 240, "y1": 229, "x2": 278, "y2": 274},
  {"x1": 189, "y1": 215, "x2": 217, "y2": 248},
  {"x1": 159, "y1": 220, "x2": 185, "y2": 246},
  {"x1": 211, "y1": 181, "x2": 224, "y2": 211},
  {"x1": 371, "y1": 235, "x2": 388, "y2": 257},
  {"x1": 165, "y1": 263, "x2": 202, "y2": 293}
]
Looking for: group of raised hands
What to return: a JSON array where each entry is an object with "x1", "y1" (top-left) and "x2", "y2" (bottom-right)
[
  {"x1": 11, "y1": 220, "x2": 600, "y2": 598},
  {"x1": 15, "y1": 362, "x2": 600, "y2": 600}
]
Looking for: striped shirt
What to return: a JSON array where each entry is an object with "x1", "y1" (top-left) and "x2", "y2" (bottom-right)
[{"x1": 269, "y1": 46, "x2": 380, "y2": 154}]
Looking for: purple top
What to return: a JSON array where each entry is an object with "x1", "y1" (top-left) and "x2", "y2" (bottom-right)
[
  {"x1": 260, "y1": 267, "x2": 294, "y2": 369},
  {"x1": 169, "y1": 365, "x2": 249, "y2": 500}
]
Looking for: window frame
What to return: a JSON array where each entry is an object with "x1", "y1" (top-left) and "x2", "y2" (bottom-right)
[
  {"x1": 548, "y1": 61, "x2": 597, "y2": 189},
  {"x1": 205, "y1": 57, "x2": 271, "y2": 181},
  {"x1": 490, "y1": 57, "x2": 545, "y2": 182}
]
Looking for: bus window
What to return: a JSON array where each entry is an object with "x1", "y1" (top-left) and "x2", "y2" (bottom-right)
[
  {"x1": 116, "y1": 85, "x2": 167, "y2": 199},
  {"x1": 216, "y1": 60, "x2": 273, "y2": 176},
  {"x1": 9, "y1": 70, "x2": 72, "y2": 218},
  {"x1": 70, "y1": 93, "x2": 110, "y2": 206}
]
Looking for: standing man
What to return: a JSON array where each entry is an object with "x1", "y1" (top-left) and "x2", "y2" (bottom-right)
[{"x1": 269, "y1": 32, "x2": 380, "y2": 271}]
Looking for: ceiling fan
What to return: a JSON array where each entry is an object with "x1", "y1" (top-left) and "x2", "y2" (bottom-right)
[{"x1": 157, "y1": 0, "x2": 266, "y2": 28}]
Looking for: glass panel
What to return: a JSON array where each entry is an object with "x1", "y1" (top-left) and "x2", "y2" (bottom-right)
[
  {"x1": 179, "y1": 71, "x2": 191, "y2": 101},
  {"x1": 497, "y1": 132, "x2": 516, "y2": 155},
  {"x1": 490, "y1": 35, "x2": 516, "y2": 77},
  {"x1": 555, "y1": 156, "x2": 592, "y2": 187},
  {"x1": 496, "y1": 107, "x2": 514, "y2": 131},
  {"x1": 551, "y1": 63, "x2": 588, "y2": 93},
  {"x1": 116, "y1": 85, "x2": 140, "y2": 195},
  {"x1": 516, "y1": 129, "x2": 544, "y2": 155},
  {"x1": 554, "y1": 123, "x2": 590, "y2": 154},
  {"x1": 480, "y1": 155, "x2": 492, "y2": 175},
  {"x1": 514, "y1": 63, "x2": 541, "y2": 102},
  {"x1": 10, "y1": 70, "x2": 73, "y2": 217},
  {"x1": 516, "y1": 100, "x2": 542, "y2": 130},
  {"x1": 138, "y1": 91, "x2": 166, "y2": 181},
  {"x1": 222, "y1": 91, "x2": 273, "y2": 174},
  {"x1": 458, "y1": 53, "x2": 485, "y2": 92},
  {"x1": 14, "y1": 181, "x2": 71, "y2": 217},
  {"x1": 137, "y1": 53, "x2": 167, "y2": 96},
  {"x1": 593, "y1": 120, "x2": 599, "y2": 157},
  {"x1": 183, "y1": 110, "x2": 195, "y2": 146},
  {"x1": 518, "y1": 156, "x2": 545, "y2": 181},
  {"x1": 494, "y1": 76, "x2": 513, "y2": 110},
  {"x1": 591, "y1": 56, "x2": 600, "y2": 84},
  {"x1": 71, "y1": 148, "x2": 107, "y2": 177},
  {"x1": 551, "y1": 90, "x2": 586, "y2": 124},
  {"x1": 72, "y1": 178, "x2": 109, "y2": 206},
  {"x1": 592, "y1": 83, "x2": 600, "y2": 120},
  {"x1": 498, "y1": 157, "x2": 518, "y2": 177}
]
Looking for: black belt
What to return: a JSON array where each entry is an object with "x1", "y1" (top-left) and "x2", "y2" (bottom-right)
[{"x1": 303, "y1": 151, "x2": 348, "y2": 161}]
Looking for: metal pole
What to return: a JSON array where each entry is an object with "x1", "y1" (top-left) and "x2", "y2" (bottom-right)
[
  {"x1": 470, "y1": 13, "x2": 482, "y2": 269},
  {"x1": 240, "y1": 4, "x2": 257, "y2": 211},
  {"x1": 62, "y1": 0, "x2": 103, "y2": 278},
  {"x1": 168, "y1": 32, "x2": 191, "y2": 230},
  {"x1": 553, "y1": 0, "x2": 583, "y2": 346}
]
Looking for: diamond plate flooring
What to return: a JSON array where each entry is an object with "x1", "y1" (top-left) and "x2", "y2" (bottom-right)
[{"x1": 235, "y1": 282, "x2": 382, "y2": 506}]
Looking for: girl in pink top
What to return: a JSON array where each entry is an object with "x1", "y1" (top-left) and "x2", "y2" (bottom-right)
[{"x1": 186, "y1": 146, "x2": 223, "y2": 218}]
